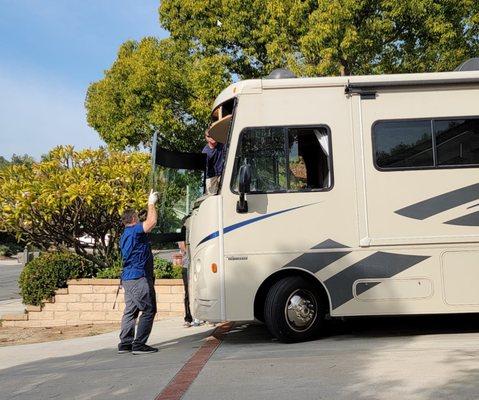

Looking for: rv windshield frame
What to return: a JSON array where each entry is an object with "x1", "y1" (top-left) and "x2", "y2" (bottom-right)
[{"x1": 214, "y1": 97, "x2": 238, "y2": 195}]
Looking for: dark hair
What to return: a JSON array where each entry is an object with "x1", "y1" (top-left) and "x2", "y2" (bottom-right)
[{"x1": 121, "y1": 209, "x2": 137, "y2": 225}]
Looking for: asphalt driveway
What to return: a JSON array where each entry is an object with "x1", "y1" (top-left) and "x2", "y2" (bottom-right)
[
  {"x1": 3, "y1": 315, "x2": 479, "y2": 400},
  {"x1": 0, "y1": 259, "x2": 23, "y2": 301}
]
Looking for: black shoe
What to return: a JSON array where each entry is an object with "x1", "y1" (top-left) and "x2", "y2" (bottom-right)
[
  {"x1": 132, "y1": 344, "x2": 158, "y2": 355},
  {"x1": 118, "y1": 344, "x2": 132, "y2": 354}
]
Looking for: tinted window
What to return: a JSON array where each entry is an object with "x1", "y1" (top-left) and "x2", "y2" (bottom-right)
[
  {"x1": 232, "y1": 126, "x2": 332, "y2": 192},
  {"x1": 435, "y1": 119, "x2": 479, "y2": 166},
  {"x1": 374, "y1": 120, "x2": 433, "y2": 169},
  {"x1": 234, "y1": 127, "x2": 287, "y2": 192}
]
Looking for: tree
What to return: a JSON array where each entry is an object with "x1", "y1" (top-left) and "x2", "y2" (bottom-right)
[
  {"x1": 10, "y1": 153, "x2": 35, "y2": 166},
  {"x1": 85, "y1": 37, "x2": 230, "y2": 151},
  {"x1": 159, "y1": 0, "x2": 479, "y2": 77},
  {"x1": 87, "y1": 1, "x2": 478, "y2": 150},
  {"x1": 0, "y1": 146, "x2": 150, "y2": 268},
  {"x1": 0, "y1": 156, "x2": 9, "y2": 169},
  {"x1": 0, "y1": 154, "x2": 35, "y2": 169}
]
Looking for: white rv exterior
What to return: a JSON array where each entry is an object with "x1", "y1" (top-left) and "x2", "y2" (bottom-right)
[{"x1": 185, "y1": 70, "x2": 479, "y2": 341}]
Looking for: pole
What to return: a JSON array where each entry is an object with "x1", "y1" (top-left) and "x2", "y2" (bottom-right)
[{"x1": 150, "y1": 131, "x2": 158, "y2": 190}]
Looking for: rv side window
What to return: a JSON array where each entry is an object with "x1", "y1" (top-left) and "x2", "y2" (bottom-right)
[
  {"x1": 373, "y1": 121, "x2": 434, "y2": 169},
  {"x1": 435, "y1": 119, "x2": 479, "y2": 166},
  {"x1": 373, "y1": 117, "x2": 479, "y2": 170},
  {"x1": 232, "y1": 126, "x2": 332, "y2": 193}
]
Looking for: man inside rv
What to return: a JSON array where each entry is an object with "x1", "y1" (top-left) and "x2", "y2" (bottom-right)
[{"x1": 202, "y1": 129, "x2": 225, "y2": 195}]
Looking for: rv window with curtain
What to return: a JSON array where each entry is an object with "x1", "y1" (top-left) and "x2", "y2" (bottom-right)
[
  {"x1": 232, "y1": 126, "x2": 332, "y2": 193},
  {"x1": 373, "y1": 117, "x2": 479, "y2": 170}
]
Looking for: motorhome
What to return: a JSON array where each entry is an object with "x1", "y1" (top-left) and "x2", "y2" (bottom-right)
[{"x1": 155, "y1": 60, "x2": 479, "y2": 342}]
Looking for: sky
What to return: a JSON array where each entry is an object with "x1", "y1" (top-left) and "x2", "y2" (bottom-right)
[{"x1": 0, "y1": 0, "x2": 168, "y2": 160}]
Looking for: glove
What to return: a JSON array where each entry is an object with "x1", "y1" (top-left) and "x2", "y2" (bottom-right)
[{"x1": 148, "y1": 189, "x2": 159, "y2": 205}]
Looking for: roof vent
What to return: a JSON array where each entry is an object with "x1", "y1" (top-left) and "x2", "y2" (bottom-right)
[
  {"x1": 265, "y1": 68, "x2": 296, "y2": 79},
  {"x1": 455, "y1": 58, "x2": 479, "y2": 71}
]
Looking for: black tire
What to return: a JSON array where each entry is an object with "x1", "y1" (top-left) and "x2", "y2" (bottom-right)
[{"x1": 264, "y1": 276, "x2": 326, "y2": 343}]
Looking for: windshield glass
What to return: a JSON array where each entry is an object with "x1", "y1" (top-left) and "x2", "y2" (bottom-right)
[{"x1": 154, "y1": 167, "x2": 204, "y2": 234}]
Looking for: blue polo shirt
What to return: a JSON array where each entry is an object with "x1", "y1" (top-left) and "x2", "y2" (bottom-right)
[{"x1": 120, "y1": 223, "x2": 152, "y2": 280}]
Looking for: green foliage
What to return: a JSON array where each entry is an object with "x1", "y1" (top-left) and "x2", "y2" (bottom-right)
[
  {"x1": 160, "y1": 0, "x2": 479, "y2": 77},
  {"x1": 10, "y1": 154, "x2": 35, "y2": 166},
  {"x1": 86, "y1": 1, "x2": 479, "y2": 152},
  {"x1": 154, "y1": 257, "x2": 182, "y2": 279},
  {"x1": 96, "y1": 258, "x2": 123, "y2": 279},
  {"x1": 0, "y1": 156, "x2": 10, "y2": 170},
  {"x1": 95, "y1": 257, "x2": 182, "y2": 279},
  {"x1": 0, "y1": 242, "x2": 22, "y2": 257},
  {"x1": 85, "y1": 38, "x2": 230, "y2": 151},
  {"x1": 0, "y1": 146, "x2": 150, "y2": 268},
  {"x1": 0, "y1": 154, "x2": 35, "y2": 170},
  {"x1": 19, "y1": 252, "x2": 97, "y2": 306},
  {"x1": 0, "y1": 245, "x2": 10, "y2": 257},
  {"x1": 0, "y1": 231, "x2": 23, "y2": 257}
]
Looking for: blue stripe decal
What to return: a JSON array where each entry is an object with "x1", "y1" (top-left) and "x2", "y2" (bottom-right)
[{"x1": 198, "y1": 202, "x2": 319, "y2": 246}]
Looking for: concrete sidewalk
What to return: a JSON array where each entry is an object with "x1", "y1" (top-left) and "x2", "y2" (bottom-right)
[
  {"x1": 0, "y1": 316, "x2": 212, "y2": 370},
  {"x1": 0, "y1": 317, "x2": 213, "y2": 400}
]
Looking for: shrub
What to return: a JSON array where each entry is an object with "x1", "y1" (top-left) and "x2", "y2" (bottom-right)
[
  {"x1": 94, "y1": 257, "x2": 182, "y2": 279},
  {"x1": 0, "y1": 244, "x2": 9, "y2": 257},
  {"x1": 0, "y1": 146, "x2": 151, "y2": 268},
  {"x1": 19, "y1": 252, "x2": 97, "y2": 306},
  {"x1": 96, "y1": 258, "x2": 123, "y2": 279},
  {"x1": 154, "y1": 257, "x2": 182, "y2": 279}
]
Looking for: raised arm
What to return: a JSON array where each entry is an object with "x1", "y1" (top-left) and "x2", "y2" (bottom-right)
[{"x1": 143, "y1": 189, "x2": 158, "y2": 233}]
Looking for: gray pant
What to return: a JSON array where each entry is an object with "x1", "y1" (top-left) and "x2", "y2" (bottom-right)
[{"x1": 119, "y1": 277, "x2": 157, "y2": 346}]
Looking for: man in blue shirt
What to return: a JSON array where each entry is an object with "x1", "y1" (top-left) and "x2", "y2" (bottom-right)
[
  {"x1": 202, "y1": 130, "x2": 224, "y2": 194},
  {"x1": 118, "y1": 189, "x2": 158, "y2": 355}
]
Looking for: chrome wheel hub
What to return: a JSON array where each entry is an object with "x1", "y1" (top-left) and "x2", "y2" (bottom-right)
[{"x1": 285, "y1": 289, "x2": 317, "y2": 332}]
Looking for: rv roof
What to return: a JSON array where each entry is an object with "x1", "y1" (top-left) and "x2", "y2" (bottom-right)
[{"x1": 212, "y1": 70, "x2": 479, "y2": 110}]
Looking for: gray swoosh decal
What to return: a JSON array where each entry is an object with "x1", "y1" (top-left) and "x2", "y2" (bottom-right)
[
  {"x1": 395, "y1": 183, "x2": 479, "y2": 220},
  {"x1": 284, "y1": 240, "x2": 351, "y2": 273},
  {"x1": 312, "y1": 239, "x2": 349, "y2": 249},
  {"x1": 445, "y1": 211, "x2": 479, "y2": 226},
  {"x1": 284, "y1": 252, "x2": 351, "y2": 274},
  {"x1": 324, "y1": 251, "x2": 430, "y2": 309}
]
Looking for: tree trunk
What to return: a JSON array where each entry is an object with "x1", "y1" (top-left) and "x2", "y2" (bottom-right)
[{"x1": 339, "y1": 59, "x2": 350, "y2": 76}]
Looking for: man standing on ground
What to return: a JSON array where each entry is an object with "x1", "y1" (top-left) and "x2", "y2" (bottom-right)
[
  {"x1": 202, "y1": 130, "x2": 224, "y2": 195},
  {"x1": 118, "y1": 190, "x2": 158, "y2": 355}
]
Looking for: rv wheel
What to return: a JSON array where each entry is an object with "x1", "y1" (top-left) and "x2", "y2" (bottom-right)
[{"x1": 264, "y1": 276, "x2": 325, "y2": 342}]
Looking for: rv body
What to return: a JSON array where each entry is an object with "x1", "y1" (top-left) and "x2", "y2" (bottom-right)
[{"x1": 185, "y1": 70, "x2": 479, "y2": 340}]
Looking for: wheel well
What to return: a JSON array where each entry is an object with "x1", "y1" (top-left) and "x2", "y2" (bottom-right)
[{"x1": 253, "y1": 268, "x2": 330, "y2": 322}]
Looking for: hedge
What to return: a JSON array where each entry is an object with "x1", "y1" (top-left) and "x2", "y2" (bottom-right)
[{"x1": 19, "y1": 252, "x2": 97, "y2": 306}]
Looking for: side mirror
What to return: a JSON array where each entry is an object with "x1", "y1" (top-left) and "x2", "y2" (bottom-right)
[{"x1": 237, "y1": 164, "x2": 251, "y2": 213}]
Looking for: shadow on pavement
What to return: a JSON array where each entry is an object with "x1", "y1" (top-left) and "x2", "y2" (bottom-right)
[
  {"x1": 223, "y1": 313, "x2": 479, "y2": 344},
  {"x1": 0, "y1": 329, "x2": 211, "y2": 400}
]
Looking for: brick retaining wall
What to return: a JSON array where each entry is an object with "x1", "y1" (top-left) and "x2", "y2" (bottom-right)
[{"x1": 1, "y1": 278, "x2": 184, "y2": 328}]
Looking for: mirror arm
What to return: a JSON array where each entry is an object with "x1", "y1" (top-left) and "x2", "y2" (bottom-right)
[{"x1": 236, "y1": 193, "x2": 248, "y2": 213}]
